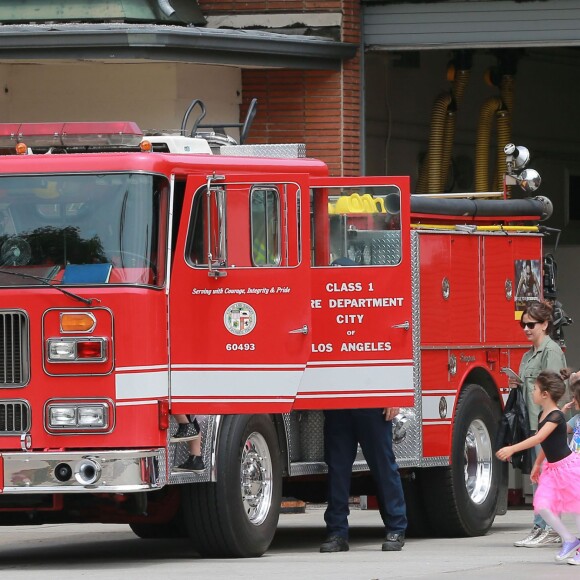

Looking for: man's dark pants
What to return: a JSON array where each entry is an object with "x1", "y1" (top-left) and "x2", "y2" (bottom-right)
[{"x1": 323, "y1": 408, "x2": 407, "y2": 540}]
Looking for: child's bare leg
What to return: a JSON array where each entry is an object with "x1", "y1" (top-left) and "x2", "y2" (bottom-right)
[{"x1": 189, "y1": 437, "x2": 201, "y2": 457}]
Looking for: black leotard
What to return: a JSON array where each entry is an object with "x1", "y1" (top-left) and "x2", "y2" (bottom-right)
[{"x1": 538, "y1": 409, "x2": 572, "y2": 463}]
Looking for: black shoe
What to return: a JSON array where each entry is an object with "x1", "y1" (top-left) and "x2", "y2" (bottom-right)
[
  {"x1": 175, "y1": 455, "x2": 205, "y2": 473},
  {"x1": 320, "y1": 535, "x2": 349, "y2": 553},
  {"x1": 170, "y1": 419, "x2": 200, "y2": 442},
  {"x1": 382, "y1": 532, "x2": 405, "y2": 551}
]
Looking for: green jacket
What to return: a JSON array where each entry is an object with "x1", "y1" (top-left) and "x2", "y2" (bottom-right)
[{"x1": 519, "y1": 335, "x2": 567, "y2": 431}]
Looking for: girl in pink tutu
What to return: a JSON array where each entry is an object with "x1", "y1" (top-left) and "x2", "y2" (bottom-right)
[{"x1": 497, "y1": 369, "x2": 580, "y2": 565}]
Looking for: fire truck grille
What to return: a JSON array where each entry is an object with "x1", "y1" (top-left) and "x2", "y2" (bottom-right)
[
  {"x1": 0, "y1": 401, "x2": 30, "y2": 433},
  {"x1": 0, "y1": 311, "x2": 29, "y2": 386}
]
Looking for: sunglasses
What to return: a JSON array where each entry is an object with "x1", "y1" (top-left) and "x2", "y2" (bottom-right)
[{"x1": 520, "y1": 321, "x2": 542, "y2": 329}]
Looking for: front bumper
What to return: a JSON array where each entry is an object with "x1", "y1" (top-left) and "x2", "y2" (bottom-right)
[{"x1": 0, "y1": 448, "x2": 166, "y2": 493}]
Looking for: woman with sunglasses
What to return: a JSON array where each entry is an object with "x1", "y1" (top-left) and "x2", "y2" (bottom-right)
[{"x1": 512, "y1": 300, "x2": 567, "y2": 548}]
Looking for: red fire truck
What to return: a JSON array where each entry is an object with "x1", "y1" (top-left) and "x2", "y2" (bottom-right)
[{"x1": 0, "y1": 105, "x2": 557, "y2": 557}]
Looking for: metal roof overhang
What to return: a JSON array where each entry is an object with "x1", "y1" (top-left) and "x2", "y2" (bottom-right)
[
  {"x1": 363, "y1": 0, "x2": 580, "y2": 51},
  {"x1": 0, "y1": 23, "x2": 357, "y2": 69}
]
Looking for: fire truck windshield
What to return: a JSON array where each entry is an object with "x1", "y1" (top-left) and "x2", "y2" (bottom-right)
[{"x1": 0, "y1": 173, "x2": 167, "y2": 287}]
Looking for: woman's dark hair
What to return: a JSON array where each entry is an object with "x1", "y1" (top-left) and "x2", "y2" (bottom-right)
[
  {"x1": 522, "y1": 300, "x2": 553, "y2": 334},
  {"x1": 536, "y1": 370, "x2": 566, "y2": 403}
]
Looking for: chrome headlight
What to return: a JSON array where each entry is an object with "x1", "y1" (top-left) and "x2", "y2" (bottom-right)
[
  {"x1": 49, "y1": 406, "x2": 77, "y2": 426},
  {"x1": 48, "y1": 340, "x2": 76, "y2": 361},
  {"x1": 47, "y1": 402, "x2": 110, "y2": 432},
  {"x1": 78, "y1": 406, "x2": 106, "y2": 427}
]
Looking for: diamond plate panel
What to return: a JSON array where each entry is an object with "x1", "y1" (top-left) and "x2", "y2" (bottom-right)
[
  {"x1": 347, "y1": 231, "x2": 401, "y2": 266},
  {"x1": 419, "y1": 455, "x2": 450, "y2": 468},
  {"x1": 391, "y1": 230, "x2": 423, "y2": 465},
  {"x1": 220, "y1": 143, "x2": 306, "y2": 158},
  {"x1": 284, "y1": 412, "x2": 301, "y2": 462},
  {"x1": 370, "y1": 231, "x2": 401, "y2": 265},
  {"x1": 156, "y1": 446, "x2": 168, "y2": 487},
  {"x1": 298, "y1": 411, "x2": 325, "y2": 462}
]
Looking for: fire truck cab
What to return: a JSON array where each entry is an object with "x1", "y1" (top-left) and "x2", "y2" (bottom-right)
[{"x1": 0, "y1": 111, "x2": 557, "y2": 557}]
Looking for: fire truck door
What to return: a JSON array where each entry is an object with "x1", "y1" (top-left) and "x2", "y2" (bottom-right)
[
  {"x1": 297, "y1": 176, "x2": 415, "y2": 410},
  {"x1": 169, "y1": 174, "x2": 311, "y2": 414}
]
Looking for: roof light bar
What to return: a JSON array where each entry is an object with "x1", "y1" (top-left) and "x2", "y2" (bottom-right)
[{"x1": 0, "y1": 121, "x2": 143, "y2": 148}]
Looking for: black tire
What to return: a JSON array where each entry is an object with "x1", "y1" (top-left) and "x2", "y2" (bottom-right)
[
  {"x1": 182, "y1": 414, "x2": 282, "y2": 557},
  {"x1": 421, "y1": 384, "x2": 501, "y2": 536}
]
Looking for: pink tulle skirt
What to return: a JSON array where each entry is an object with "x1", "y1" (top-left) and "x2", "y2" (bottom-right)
[{"x1": 534, "y1": 452, "x2": 580, "y2": 514}]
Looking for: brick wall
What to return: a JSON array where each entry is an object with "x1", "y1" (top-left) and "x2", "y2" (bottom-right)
[{"x1": 197, "y1": 0, "x2": 360, "y2": 176}]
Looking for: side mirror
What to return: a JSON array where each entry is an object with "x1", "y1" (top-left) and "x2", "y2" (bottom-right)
[{"x1": 206, "y1": 181, "x2": 228, "y2": 279}]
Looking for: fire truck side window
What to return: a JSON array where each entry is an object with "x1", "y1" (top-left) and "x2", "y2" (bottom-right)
[
  {"x1": 312, "y1": 186, "x2": 402, "y2": 267},
  {"x1": 186, "y1": 183, "x2": 296, "y2": 269},
  {"x1": 251, "y1": 187, "x2": 280, "y2": 267},
  {"x1": 186, "y1": 186, "x2": 219, "y2": 267}
]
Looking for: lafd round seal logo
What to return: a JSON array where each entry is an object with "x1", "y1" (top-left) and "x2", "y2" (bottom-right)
[{"x1": 224, "y1": 302, "x2": 257, "y2": 336}]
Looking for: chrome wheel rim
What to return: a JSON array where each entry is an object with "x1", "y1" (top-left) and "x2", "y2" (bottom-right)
[
  {"x1": 240, "y1": 431, "x2": 272, "y2": 525},
  {"x1": 463, "y1": 418, "x2": 493, "y2": 504}
]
